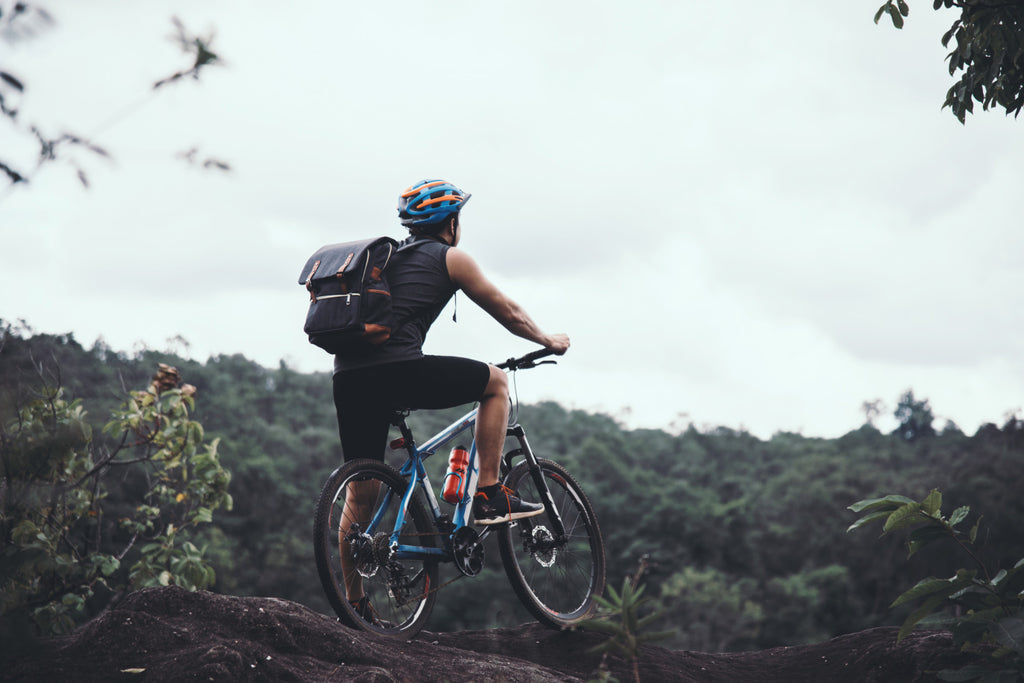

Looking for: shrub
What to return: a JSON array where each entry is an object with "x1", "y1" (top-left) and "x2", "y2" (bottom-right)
[{"x1": 0, "y1": 364, "x2": 231, "y2": 636}]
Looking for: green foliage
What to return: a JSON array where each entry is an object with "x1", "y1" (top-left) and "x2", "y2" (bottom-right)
[
  {"x1": 874, "y1": 1, "x2": 1024, "y2": 123},
  {"x1": 848, "y1": 490, "x2": 1024, "y2": 680},
  {"x1": 659, "y1": 566, "x2": 762, "y2": 651},
  {"x1": 0, "y1": 363, "x2": 231, "y2": 636},
  {"x1": 4, "y1": 322, "x2": 1024, "y2": 654},
  {"x1": 584, "y1": 564, "x2": 675, "y2": 683}
]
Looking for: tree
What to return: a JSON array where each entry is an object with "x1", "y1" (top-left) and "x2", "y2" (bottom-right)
[
  {"x1": 875, "y1": 0, "x2": 1024, "y2": 122},
  {"x1": 893, "y1": 389, "x2": 936, "y2": 442}
]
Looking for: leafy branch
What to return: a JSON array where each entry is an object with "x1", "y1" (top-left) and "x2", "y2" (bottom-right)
[
  {"x1": 873, "y1": 0, "x2": 1024, "y2": 122},
  {"x1": 0, "y1": 12, "x2": 228, "y2": 194},
  {"x1": 847, "y1": 489, "x2": 1024, "y2": 681}
]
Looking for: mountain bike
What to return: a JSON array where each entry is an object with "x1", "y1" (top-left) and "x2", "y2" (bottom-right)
[{"x1": 313, "y1": 349, "x2": 606, "y2": 638}]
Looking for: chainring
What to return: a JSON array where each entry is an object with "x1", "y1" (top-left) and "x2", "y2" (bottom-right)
[{"x1": 452, "y1": 526, "x2": 485, "y2": 577}]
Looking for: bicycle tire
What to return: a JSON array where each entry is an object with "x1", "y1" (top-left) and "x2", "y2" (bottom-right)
[
  {"x1": 496, "y1": 458, "x2": 606, "y2": 628},
  {"x1": 313, "y1": 458, "x2": 438, "y2": 638}
]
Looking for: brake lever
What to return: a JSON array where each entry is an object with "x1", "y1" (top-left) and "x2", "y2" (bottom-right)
[{"x1": 518, "y1": 359, "x2": 557, "y2": 370}]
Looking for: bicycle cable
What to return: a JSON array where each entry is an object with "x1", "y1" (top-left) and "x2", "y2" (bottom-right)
[{"x1": 509, "y1": 367, "x2": 521, "y2": 426}]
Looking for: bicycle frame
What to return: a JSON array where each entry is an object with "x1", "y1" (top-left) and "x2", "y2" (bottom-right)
[{"x1": 378, "y1": 406, "x2": 563, "y2": 563}]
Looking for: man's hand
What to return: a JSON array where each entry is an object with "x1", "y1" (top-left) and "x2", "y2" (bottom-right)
[{"x1": 545, "y1": 334, "x2": 570, "y2": 355}]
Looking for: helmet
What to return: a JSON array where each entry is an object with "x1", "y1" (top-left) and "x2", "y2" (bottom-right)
[{"x1": 397, "y1": 179, "x2": 471, "y2": 228}]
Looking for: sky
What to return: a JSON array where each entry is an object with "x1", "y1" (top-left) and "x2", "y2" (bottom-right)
[{"x1": 2, "y1": 1, "x2": 1022, "y2": 439}]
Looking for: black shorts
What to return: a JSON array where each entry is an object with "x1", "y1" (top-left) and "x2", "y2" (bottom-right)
[{"x1": 332, "y1": 355, "x2": 490, "y2": 462}]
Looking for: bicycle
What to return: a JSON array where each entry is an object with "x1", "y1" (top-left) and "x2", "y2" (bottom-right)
[{"x1": 313, "y1": 348, "x2": 607, "y2": 638}]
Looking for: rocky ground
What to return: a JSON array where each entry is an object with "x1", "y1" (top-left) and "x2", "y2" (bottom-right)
[{"x1": 3, "y1": 586, "x2": 977, "y2": 682}]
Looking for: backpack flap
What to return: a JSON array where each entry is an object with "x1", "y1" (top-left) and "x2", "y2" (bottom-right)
[{"x1": 298, "y1": 237, "x2": 396, "y2": 292}]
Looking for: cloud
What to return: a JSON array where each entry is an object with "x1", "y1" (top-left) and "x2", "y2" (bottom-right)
[{"x1": 2, "y1": 1, "x2": 1022, "y2": 440}]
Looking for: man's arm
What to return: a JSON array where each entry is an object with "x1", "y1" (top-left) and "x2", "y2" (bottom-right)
[{"x1": 447, "y1": 248, "x2": 569, "y2": 353}]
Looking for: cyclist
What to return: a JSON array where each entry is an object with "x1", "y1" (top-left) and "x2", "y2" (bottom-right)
[{"x1": 332, "y1": 180, "x2": 569, "y2": 589}]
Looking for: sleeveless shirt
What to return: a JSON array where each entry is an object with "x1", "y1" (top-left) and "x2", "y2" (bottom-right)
[{"x1": 332, "y1": 236, "x2": 455, "y2": 373}]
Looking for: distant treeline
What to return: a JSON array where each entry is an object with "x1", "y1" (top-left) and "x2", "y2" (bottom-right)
[{"x1": 2, "y1": 321, "x2": 1022, "y2": 651}]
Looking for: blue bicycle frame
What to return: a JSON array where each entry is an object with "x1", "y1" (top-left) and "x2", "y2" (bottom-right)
[{"x1": 384, "y1": 406, "x2": 482, "y2": 561}]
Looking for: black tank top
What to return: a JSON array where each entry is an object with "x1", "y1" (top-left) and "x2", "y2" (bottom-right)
[{"x1": 333, "y1": 236, "x2": 455, "y2": 373}]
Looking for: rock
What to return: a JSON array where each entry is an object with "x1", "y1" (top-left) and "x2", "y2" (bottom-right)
[{"x1": 2, "y1": 586, "x2": 975, "y2": 682}]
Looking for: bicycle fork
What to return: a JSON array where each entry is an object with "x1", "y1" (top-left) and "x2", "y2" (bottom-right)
[{"x1": 502, "y1": 423, "x2": 568, "y2": 542}]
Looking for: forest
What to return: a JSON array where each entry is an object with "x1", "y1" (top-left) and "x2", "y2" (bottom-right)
[{"x1": 2, "y1": 320, "x2": 1023, "y2": 653}]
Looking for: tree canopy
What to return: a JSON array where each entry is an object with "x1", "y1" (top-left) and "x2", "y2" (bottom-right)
[{"x1": 3, "y1": 322, "x2": 1023, "y2": 650}]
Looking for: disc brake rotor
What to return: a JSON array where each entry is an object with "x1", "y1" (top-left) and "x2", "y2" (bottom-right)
[
  {"x1": 347, "y1": 529, "x2": 378, "y2": 579},
  {"x1": 530, "y1": 525, "x2": 557, "y2": 567}
]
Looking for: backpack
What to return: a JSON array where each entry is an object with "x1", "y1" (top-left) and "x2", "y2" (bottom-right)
[{"x1": 297, "y1": 236, "x2": 410, "y2": 355}]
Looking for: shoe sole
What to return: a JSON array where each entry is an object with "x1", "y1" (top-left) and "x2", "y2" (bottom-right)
[{"x1": 474, "y1": 507, "x2": 545, "y2": 526}]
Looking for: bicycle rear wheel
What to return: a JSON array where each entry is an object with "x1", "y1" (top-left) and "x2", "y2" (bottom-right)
[
  {"x1": 313, "y1": 458, "x2": 438, "y2": 638},
  {"x1": 497, "y1": 458, "x2": 606, "y2": 628}
]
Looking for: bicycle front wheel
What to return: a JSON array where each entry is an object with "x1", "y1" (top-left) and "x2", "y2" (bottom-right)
[
  {"x1": 497, "y1": 458, "x2": 606, "y2": 628},
  {"x1": 313, "y1": 458, "x2": 438, "y2": 638}
]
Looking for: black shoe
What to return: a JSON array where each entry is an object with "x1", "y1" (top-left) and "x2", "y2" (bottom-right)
[{"x1": 473, "y1": 484, "x2": 544, "y2": 525}]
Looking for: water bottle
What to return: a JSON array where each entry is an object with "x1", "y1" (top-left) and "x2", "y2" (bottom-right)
[{"x1": 442, "y1": 445, "x2": 470, "y2": 504}]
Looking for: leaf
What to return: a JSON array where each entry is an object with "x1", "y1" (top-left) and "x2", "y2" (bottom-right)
[
  {"x1": 969, "y1": 517, "x2": 981, "y2": 543},
  {"x1": 921, "y1": 489, "x2": 942, "y2": 516},
  {"x1": 0, "y1": 71, "x2": 24, "y2": 91},
  {"x1": 908, "y1": 525, "x2": 949, "y2": 556},
  {"x1": 889, "y1": 5, "x2": 905, "y2": 29},
  {"x1": 883, "y1": 502, "x2": 922, "y2": 533},
  {"x1": 874, "y1": 4, "x2": 888, "y2": 25},
  {"x1": 898, "y1": 592, "x2": 951, "y2": 642},
  {"x1": 891, "y1": 577, "x2": 955, "y2": 608},
  {"x1": 847, "y1": 510, "x2": 892, "y2": 533},
  {"x1": 848, "y1": 495, "x2": 915, "y2": 513},
  {"x1": 949, "y1": 506, "x2": 969, "y2": 526},
  {"x1": 583, "y1": 619, "x2": 623, "y2": 635},
  {"x1": 991, "y1": 617, "x2": 1024, "y2": 654},
  {"x1": 896, "y1": 0, "x2": 909, "y2": 16}
]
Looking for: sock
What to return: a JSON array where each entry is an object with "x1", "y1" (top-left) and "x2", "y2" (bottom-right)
[{"x1": 476, "y1": 483, "x2": 499, "y2": 498}]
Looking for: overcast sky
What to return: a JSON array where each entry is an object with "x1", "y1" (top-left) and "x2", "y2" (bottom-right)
[{"x1": 3, "y1": 1, "x2": 1022, "y2": 438}]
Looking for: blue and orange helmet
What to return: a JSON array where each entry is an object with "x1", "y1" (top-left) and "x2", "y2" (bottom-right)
[{"x1": 397, "y1": 179, "x2": 471, "y2": 228}]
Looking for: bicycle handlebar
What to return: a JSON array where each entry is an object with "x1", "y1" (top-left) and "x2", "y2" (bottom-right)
[{"x1": 497, "y1": 348, "x2": 560, "y2": 371}]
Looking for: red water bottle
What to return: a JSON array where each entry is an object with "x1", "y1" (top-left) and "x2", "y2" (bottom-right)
[{"x1": 442, "y1": 445, "x2": 470, "y2": 504}]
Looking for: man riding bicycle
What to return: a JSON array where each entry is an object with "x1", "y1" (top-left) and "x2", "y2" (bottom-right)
[{"x1": 332, "y1": 179, "x2": 570, "y2": 532}]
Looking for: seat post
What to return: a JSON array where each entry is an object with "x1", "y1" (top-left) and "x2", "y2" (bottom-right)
[{"x1": 390, "y1": 410, "x2": 416, "y2": 454}]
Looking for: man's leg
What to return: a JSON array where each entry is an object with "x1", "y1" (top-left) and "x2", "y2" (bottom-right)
[
  {"x1": 470, "y1": 365, "x2": 544, "y2": 525},
  {"x1": 333, "y1": 369, "x2": 390, "y2": 603},
  {"x1": 474, "y1": 364, "x2": 509, "y2": 488}
]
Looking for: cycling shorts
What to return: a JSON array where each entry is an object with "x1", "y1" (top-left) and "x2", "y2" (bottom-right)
[{"x1": 332, "y1": 355, "x2": 490, "y2": 462}]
